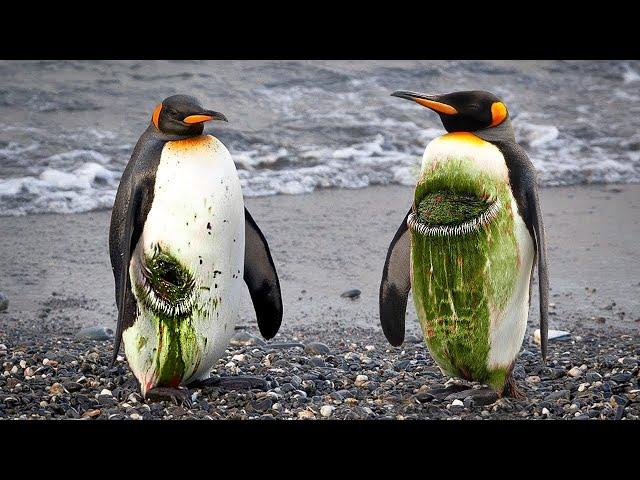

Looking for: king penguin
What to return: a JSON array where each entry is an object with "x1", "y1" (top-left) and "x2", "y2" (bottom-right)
[
  {"x1": 109, "y1": 94, "x2": 283, "y2": 402},
  {"x1": 379, "y1": 90, "x2": 548, "y2": 397}
]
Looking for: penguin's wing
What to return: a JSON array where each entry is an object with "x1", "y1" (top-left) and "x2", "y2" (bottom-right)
[
  {"x1": 527, "y1": 180, "x2": 549, "y2": 362},
  {"x1": 379, "y1": 208, "x2": 412, "y2": 346},
  {"x1": 244, "y1": 207, "x2": 283, "y2": 339},
  {"x1": 111, "y1": 178, "x2": 153, "y2": 365},
  {"x1": 109, "y1": 128, "x2": 163, "y2": 365},
  {"x1": 496, "y1": 141, "x2": 549, "y2": 362}
]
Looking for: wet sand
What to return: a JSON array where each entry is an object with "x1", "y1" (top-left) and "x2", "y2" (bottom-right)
[{"x1": 1, "y1": 183, "x2": 638, "y2": 337}]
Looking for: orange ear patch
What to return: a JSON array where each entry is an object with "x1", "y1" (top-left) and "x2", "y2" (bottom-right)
[
  {"x1": 490, "y1": 102, "x2": 508, "y2": 127},
  {"x1": 414, "y1": 98, "x2": 458, "y2": 115},
  {"x1": 152, "y1": 103, "x2": 162, "y2": 130}
]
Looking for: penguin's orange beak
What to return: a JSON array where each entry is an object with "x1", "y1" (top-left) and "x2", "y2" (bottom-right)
[
  {"x1": 183, "y1": 110, "x2": 228, "y2": 124},
  {"x1": 391, "y1": 91, "x2": 458, "y2": 115}
]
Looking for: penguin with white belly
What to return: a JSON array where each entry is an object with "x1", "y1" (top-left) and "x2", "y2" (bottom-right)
[
  {"x1": 380, "y1": 90, "x2": 548, "y2": 397},
  {"x1": 109, "y1": 95, "x2": 282, "y2": 402}
]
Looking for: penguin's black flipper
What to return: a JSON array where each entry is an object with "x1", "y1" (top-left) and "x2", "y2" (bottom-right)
[
  {"x1": 112, "y1": 184, "x2": 147, "y2": 366},
  {"x1": 493, "y1": 141, "x2": 549, "y2": 363},
  {"x1": 379, "y1": 208, "x2": 412, "y2": 347},
  {"x1": 528, "y1": 185, "x2": 549, "y2": 362},
  {"x1": 244, "y1": 207, "x2": 283, "y2": 340},
  {"x1": 108, "y1": 127, "x2": 164, "y2": 365}
]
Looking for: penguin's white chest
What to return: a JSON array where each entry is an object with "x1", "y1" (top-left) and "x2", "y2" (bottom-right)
[{"x1": 124, "y1": 135, "x2": 245, "y2": 393}]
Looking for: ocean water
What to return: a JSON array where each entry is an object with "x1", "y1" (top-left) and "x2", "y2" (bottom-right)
[{"x1": 0, "y1": 60, "x2": 639, "y2": 216}]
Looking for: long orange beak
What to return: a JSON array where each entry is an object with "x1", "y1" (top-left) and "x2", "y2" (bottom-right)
[
  {"x1": 391, "y1": 91, "x2": 458, "y2": 115},
  {"x1": 183, "y1": 110, "x2": 228, "y2": 124}
]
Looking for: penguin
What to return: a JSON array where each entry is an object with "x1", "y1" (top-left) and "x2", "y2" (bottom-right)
[
  {"x1": 109, "y1": 94, "x2": 282, "y2": 402},
  {"x1": 379, "y1": 90, "x2": 548, "y2": 397}
]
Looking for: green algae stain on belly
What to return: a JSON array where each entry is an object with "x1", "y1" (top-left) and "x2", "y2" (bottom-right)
[
  {"x1": 410, "y1": 158, "x2": 518, "y2": 385},
  {"x1": 130, "y1": 243, "x2": 212, "y2": 388}
]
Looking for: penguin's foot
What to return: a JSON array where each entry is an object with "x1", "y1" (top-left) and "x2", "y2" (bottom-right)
[
  {"x1": 425, "y1": 383, "x2": 471, "y2": 400},
  {"x1": 501, "y1": 376, "x2": 525, "y2": 399},
  {"x1": 145, "y1": 386, "x2": 192, "y2": 407}
]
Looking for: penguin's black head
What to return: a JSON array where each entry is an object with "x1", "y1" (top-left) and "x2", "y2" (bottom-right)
[
  {"x1": 152, "y1": 94, "x2": 228, "y2": 136},
  {"x1": 391, "y1": 90, "x2": 508, "y2": 133}
]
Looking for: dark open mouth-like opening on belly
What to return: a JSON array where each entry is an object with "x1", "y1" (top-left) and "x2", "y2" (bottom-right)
[
  {"x1": 133, "y1": 243, "x2": 196, "y2": 319},
  {"x1": 408, "y1": 190, "x2": 501, "y2": 237}
]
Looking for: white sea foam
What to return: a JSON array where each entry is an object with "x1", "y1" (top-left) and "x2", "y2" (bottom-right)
[{"x1": 1, "y1": 60, "x2": 639, "y2": 216}]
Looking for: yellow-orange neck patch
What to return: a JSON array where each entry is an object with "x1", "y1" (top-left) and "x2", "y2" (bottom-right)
[
  {"x1": 152, "y1": 103, "x2": 163, "y2": 130},
  {"x1": 415, "y1": 98, "x2": 458, "y2": 115},
  {"x1": 440, "y1": 131, "x2": 486, "y2": 146},
  {"x1": 490, "y1": 102, "x2": 508, "y2": 127}
]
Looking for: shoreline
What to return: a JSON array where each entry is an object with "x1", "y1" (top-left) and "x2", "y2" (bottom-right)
[{"x1": 1, "y1": 183, "x2": 638, "y2": 334}]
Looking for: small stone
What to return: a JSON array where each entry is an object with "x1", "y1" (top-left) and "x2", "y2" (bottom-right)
[
  {"x1": 231, "y1": 354, "x2": 246, "y2": 362},
  {"x1": 99, "y1": 388, "x2": 112, "y2": 396},
  {"x1": 218, "y1": 376, "x2": 268, "y2": 391},
  {"x1": 405, "y1": 334, "x2": 422, "y2": 343},
  {"x1": 50, "y1": 382, "x2": 65, "y2": 395},
  {"x1": 415, "y1": 392, "x2": 435, "y2": 403},
  {"x1": 252, "y1": 397, "x2": 273, "y2": 412},
  {"x1": 610, "y1": 372, "x2": 632, "y2": 383},
  {"x1": 340, "y1": 289, "x2": 361, "y2": 299},
  {"x1": 24, "y1": 367, "x2": 36, "y2": 377},
  {"x1": 229, "y1": 331, "x2": 266, "y2": 347},
  {"x1": 451, "y1": 399, "x2": 464, "y2": 407},
  {"x1": 10, "y1": 365, "x2": 18, "y2": 374},
  {"x1": 129, "y1": 413, "x2": 143, "y2": 420},
  {"x1": 82, "y1": 409, "x2": 101, "y2": 418},
  {"x1": 354, "y1": 375, "x2": 369, "y2": 386},
  {"x1": 578, "y1": 383, "x2": 590, "y2": 392},
  {"x1": 534, "y1": 329, "x2": 571, "y2": 344},
  {"x1": 308, "y1": 357, "x2": 326, "y2": 368},
  {"x1": 611, "y1": 395, "x2": 629, "y2": 408},
  {"x1": 545, "y1": 390, "x2": 570, "y2": 401},
  {"x1": 0, "y1": 343, "x2": 7, "y2": 351},
  {"x1": 541, "y1": 407, "x2": 551, "y2": 417},
  {"x1": 526, "y1": 375, "x2": 541, "y2": 383},
  {"x1": 19, "y1": 360, "x2": 27, "y2": 369},
  {"x1": 0, "y1": 292, "x2": 8, "y2": 312},
  {"x1": 585, "y1": 372, "x2": 602, "y2": 383},
  {"x1": 365, "y1": 345, "x2": 375, "y2": 352},
  {"x1": 568, "y1": 367, "x2": 583, "y2": 378},
  {"x1": 297, "y1": 410, "x2": 315, "y2": 419},
  {"x1": 267, "y1": 342, "x2": 305, "y2": 350},
  {"x1": 75, "y1": 326, "x2": 112, "y2": 341},
  {"x1": 304, "y1": 342, "x2": 330, "y2": 355},
  {"x1": 320, "y1": 405, "x2": 335, "y2": 417},
  {"x1": 63, "y1": 381, "x2": 83, "y2": 392}
]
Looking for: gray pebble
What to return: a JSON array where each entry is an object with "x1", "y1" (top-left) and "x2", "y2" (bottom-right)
[
  {"x1": 0, "y1": 292, "x2": 8, "y2": 312},
  {"x1": 340, "y1": 289, "x2": 361, "y2": 299},
  {"x1": 610, "y1": 372, "x2": 632, "y2": 383},
  {"x1": 304, "y1": 342, "x2": 331, "y2": 356},
  {"x1": 75, "y1": 326, "x2": 113, "y2": 341}
]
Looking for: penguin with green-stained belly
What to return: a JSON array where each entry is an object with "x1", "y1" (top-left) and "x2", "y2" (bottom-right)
[
  {"x1": 109, "y1": 94, "x2": 282, "y2": 402},
  {"x1": 379, "y1": 90, "x2": 548, "y2": 397}
]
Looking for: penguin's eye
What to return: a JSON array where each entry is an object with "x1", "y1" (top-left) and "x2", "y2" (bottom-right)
[{"x1": 167, "y1": 107, "x2": 179, "y2": 116}]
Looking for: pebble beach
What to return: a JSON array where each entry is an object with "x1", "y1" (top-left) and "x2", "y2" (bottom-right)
[{"x1": 1, "y1": 184, "x2": 638, "y2": 420}]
